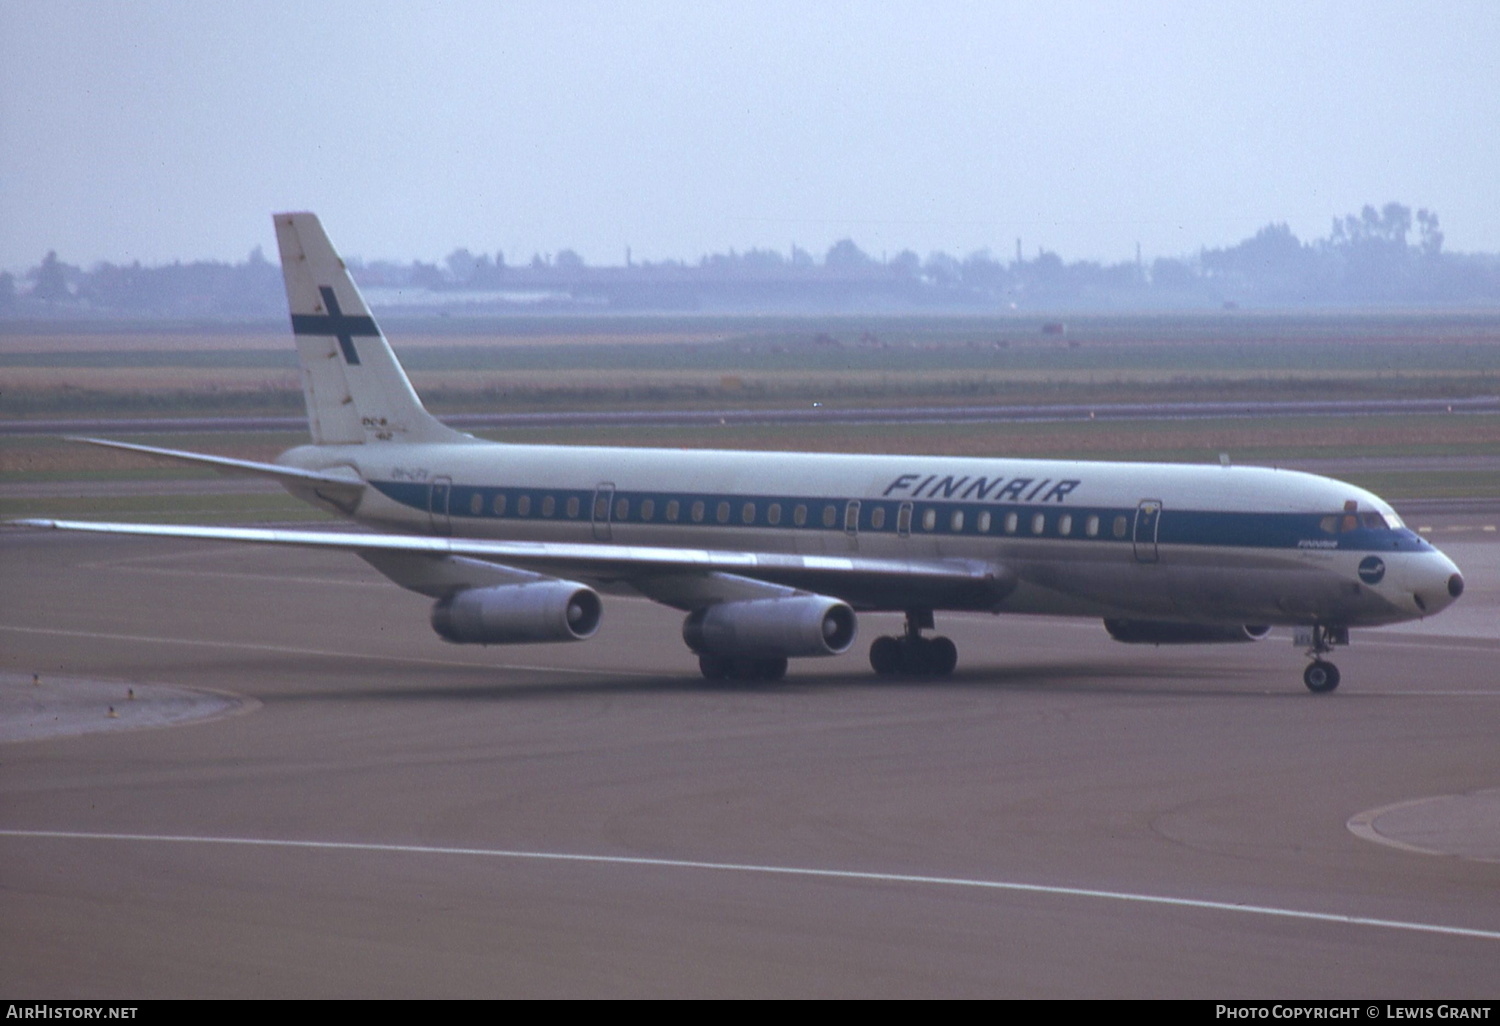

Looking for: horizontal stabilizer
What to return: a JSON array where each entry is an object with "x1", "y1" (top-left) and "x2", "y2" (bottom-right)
[{"x1": 66, "y1": 437, "x2": 366, "y2": 496}]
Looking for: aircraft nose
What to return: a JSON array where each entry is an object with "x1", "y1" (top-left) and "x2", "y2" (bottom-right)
[{"x1": 1405, "y1": 550, "x2": 1463, "y2": 616}]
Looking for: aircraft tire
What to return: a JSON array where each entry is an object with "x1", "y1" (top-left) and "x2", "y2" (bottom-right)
[
  {"x1": 870, "y1": 636, "x2": 902, "y2": 675},
  {"x1": 896, "y1": 636, "x2": 957, "y2": 677},
  {"x1": 898, "y1": 637, "x2": 928, "y2": 675},
  {"x1": 749, "y1": 656, "x2": 788, "y2": 681},
  {"x1": 928, "y1": 636, "x2": 958, "y2": 676},
  {"x1": 1303, "y1": 660, "x2": 1340, "y2": 693},
  {"x1": 706, "y1": 655, "x2": 789, "y2": 681}
]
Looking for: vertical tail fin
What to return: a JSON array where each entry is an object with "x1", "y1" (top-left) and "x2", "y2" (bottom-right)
[{"x1": 273, "y1": 212, "x2": 468, "y2": 445}]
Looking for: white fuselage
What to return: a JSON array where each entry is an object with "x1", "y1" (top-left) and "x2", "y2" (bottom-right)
[{"x1": 279, "y1": 439, "x2": 1463, "y2": 628}]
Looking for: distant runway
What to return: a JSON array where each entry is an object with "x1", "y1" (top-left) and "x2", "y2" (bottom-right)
[
  {"x1": 1, "y1": 528, "x2": 1497, "y2": 997},
  {"x1": 4, "y1": 394, "x2": 1497, "y2": 435}
]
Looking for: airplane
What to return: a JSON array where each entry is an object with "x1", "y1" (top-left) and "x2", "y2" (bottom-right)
[{"x1": 13, "y1": 213, "x2": 1466, "y2": 692}]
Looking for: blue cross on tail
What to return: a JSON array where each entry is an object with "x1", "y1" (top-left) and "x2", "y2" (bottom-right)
[{"x1": 289, "y1": 286, "x2": 379, "y2": 365}]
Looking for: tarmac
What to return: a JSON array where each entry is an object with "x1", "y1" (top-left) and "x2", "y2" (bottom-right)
[{"x1": 1, "y1": 522, "x2": 1497, "y2": 997}]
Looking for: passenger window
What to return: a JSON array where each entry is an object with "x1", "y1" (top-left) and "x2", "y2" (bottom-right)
[
  {"x1": 1058, "y1": 514, "x2": 1072, "y2": 536},
  {"x1": 691, "y1": 501, "x2": 705, "y2": 523},
  {"x1": 640, "y1": 499, "x2": 655, "y2": 521},
  {"x1": 616, "y1": 498, "x2": 630, "y2": 521},
  {"x1": 1113, "y1": 515, "x2": 1128, "y2": 538},
  {"x1": 870, "y1": 506, "x2": 887, "y2": 530},
  {"x1": 493, "y1": 493, "x2": 507, "y2": 516},
  {"x1": 742, "y1": 502, "x2": 756, "y2": 524},
  {"x1": 768, "y1": 503, "x2": 782, "y2": 525},
  {"x1": 1004, "y1": 512, "x2": 1018, "y2": 534},
  {"x1": 566, "y1": 496, "x2": 580, "y2": 518},
  {"x1": 1032, "y1": 513, "x2": 1046, "y2": 535},
  {"x1": 541, "y1": 495, "x2": 556, "y2": 517},
  {"x1": 977, "y1": 511, "x2": 991, "y2": 533},
  {"x1": 1085, "y1": 515, "x2": 1099, "y2": 537},
  {"x1": 470, "y1": 493, "x2": 483, "y2": 515},
  {"x1": 822, "y1": 505, "x2": 837, "y2": 528},
  {"x1": 516, "y1": 495, "x2": 532, "y2": 517},
  {"x1": 666, "y1": 500, "x2": 680, "y2": 522},
  {"x1": 717, "y1": 501, "x2": 731, "y2": 524},
  {"x1": 950, "y1": 510, "x2": 965, "y2": 532},
  {"x1": 922, "y1": 508, "x2": 937, "y2": 531},
  {"x1": 793, "y1": 504, "x2": 808, "y2": 527}
]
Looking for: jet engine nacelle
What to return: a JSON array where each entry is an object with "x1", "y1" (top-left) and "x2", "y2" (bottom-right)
[
  {"x1": 683, "y1": 596, "x2": 857, "y2": 658},
  {"x1": 432, "y1": 582, "x2": 603, "y2": 644},
  {"x1": 1104, "y1": 619, "x2": 1271, "y2": 645}
]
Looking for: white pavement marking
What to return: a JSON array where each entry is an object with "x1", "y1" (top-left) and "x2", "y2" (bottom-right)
[
  {"x1": 2, "y1": 828, "x2": 1498, "y2": 944},
  {"x1": 0, "y1": 624, "x2": 660, "y2": 678},
  {"x1": 1348, "y1": 790, "x2": 1500, "y2": 863}
]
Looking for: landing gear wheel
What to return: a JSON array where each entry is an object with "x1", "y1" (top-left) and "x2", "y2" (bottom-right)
[
  {"x1": 1303, "y1": 660, "x2": 1340, "y2": 694},
  {"x1": 898, "y1": 637, "x2": 931, "y2": 675},
  {"x1": 927, "y1": 636, "x2": 958, "y2": 676},
  {"x1": 871, "y1": 612, "x2": 959, "y2": 678},
  {"x1": 870, "y1": 634, "x2": 961, "y2": 676},
  {"x1": 744, "y1": 656, "x2": 788, "y2": 681},
  {"x1": 700, "y1": 654, "x2": 788, "y2": 681},
  {"x1": 870, "y1": 636, "x2": 902, "y2": 676},
  {"x1": 1300, "y1": 623, "x2": 1346, "y2": 693}
]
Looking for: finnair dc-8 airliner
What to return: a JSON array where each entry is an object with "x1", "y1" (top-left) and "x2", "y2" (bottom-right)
[{"x1": 17, "y1": 214, "x2": 1465, "y2": 691}]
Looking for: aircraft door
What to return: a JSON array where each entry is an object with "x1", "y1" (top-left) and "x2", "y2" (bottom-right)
[
  {"x1": 1133, "y1": 499, "x2": 1161, "y2": 563},
  {"x1": 592, "y1": 483, "x2": 615, "y2": 541},
  {"x1": 897, "y1": 501, "x2": 913, "y2": 538},
  {"x1": 428, "y1": 476, "x2": 452, "y2": 536}
]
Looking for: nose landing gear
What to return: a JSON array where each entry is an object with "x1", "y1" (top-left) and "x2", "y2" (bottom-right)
[
  {"x1": 870, "y1": 610, "x2": 958, "y2": 677},
  {"x1": 1300, "y1": 624, "x2": 1348, "y2": 693},
  {"x1": 1303, "y1": 659, "x2": 1340, "y2": 693}
]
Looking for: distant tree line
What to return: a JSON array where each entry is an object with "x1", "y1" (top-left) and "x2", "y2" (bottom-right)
[{"x1": 4, "y1": 203, "x2": 1497, "y2": 320}]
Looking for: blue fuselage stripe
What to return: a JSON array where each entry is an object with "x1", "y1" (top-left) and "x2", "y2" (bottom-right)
[{"x1": 369, "y1": 480, "x2": 1429, "y2": 553}]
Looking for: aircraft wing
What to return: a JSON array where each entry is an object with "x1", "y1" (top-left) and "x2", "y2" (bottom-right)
[{"x1": 10, "y1": 518, "x2": 1014, "y2": 611}]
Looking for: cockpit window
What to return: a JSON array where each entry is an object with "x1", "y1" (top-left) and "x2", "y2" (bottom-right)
[{"x1": 1320, "y1": 510, "x2": 1395, "y2": 534}]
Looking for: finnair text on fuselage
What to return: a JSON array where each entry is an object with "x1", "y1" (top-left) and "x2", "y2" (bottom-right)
[{"x1": 881, "y1": 473, "x2": 1081, "y2": 503}]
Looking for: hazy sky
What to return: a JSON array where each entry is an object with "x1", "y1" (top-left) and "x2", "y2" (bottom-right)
[{"x1": 3, "y1": 1, "x2": 1497, "y2": 273}]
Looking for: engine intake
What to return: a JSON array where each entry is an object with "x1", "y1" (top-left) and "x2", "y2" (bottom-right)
[
  {"x1": 683, "y1": 596, "x2": 857, "y2": 658},
  {"x1": 432, "y1": 582, "x2": 602, "y2": 645},
  {"x1": 1104, "y1": 620, "x2": 1271, "y2": 645}
]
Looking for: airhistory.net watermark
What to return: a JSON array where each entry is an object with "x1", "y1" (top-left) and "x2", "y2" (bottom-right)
[{"x1": 6, "y1": 1007, "x2": 137, "y2": 1020}]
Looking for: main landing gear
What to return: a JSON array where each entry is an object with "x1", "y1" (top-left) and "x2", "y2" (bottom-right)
[
  {"x1": 1301, "y1": 624, "x2": 1348, "y2": 694},
  {"x1": 869, "y1": 610, "x2": 958, "y2": 677},
  {"x1": 698, "y1": 653, "x2": 789, "y2": 682}
]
